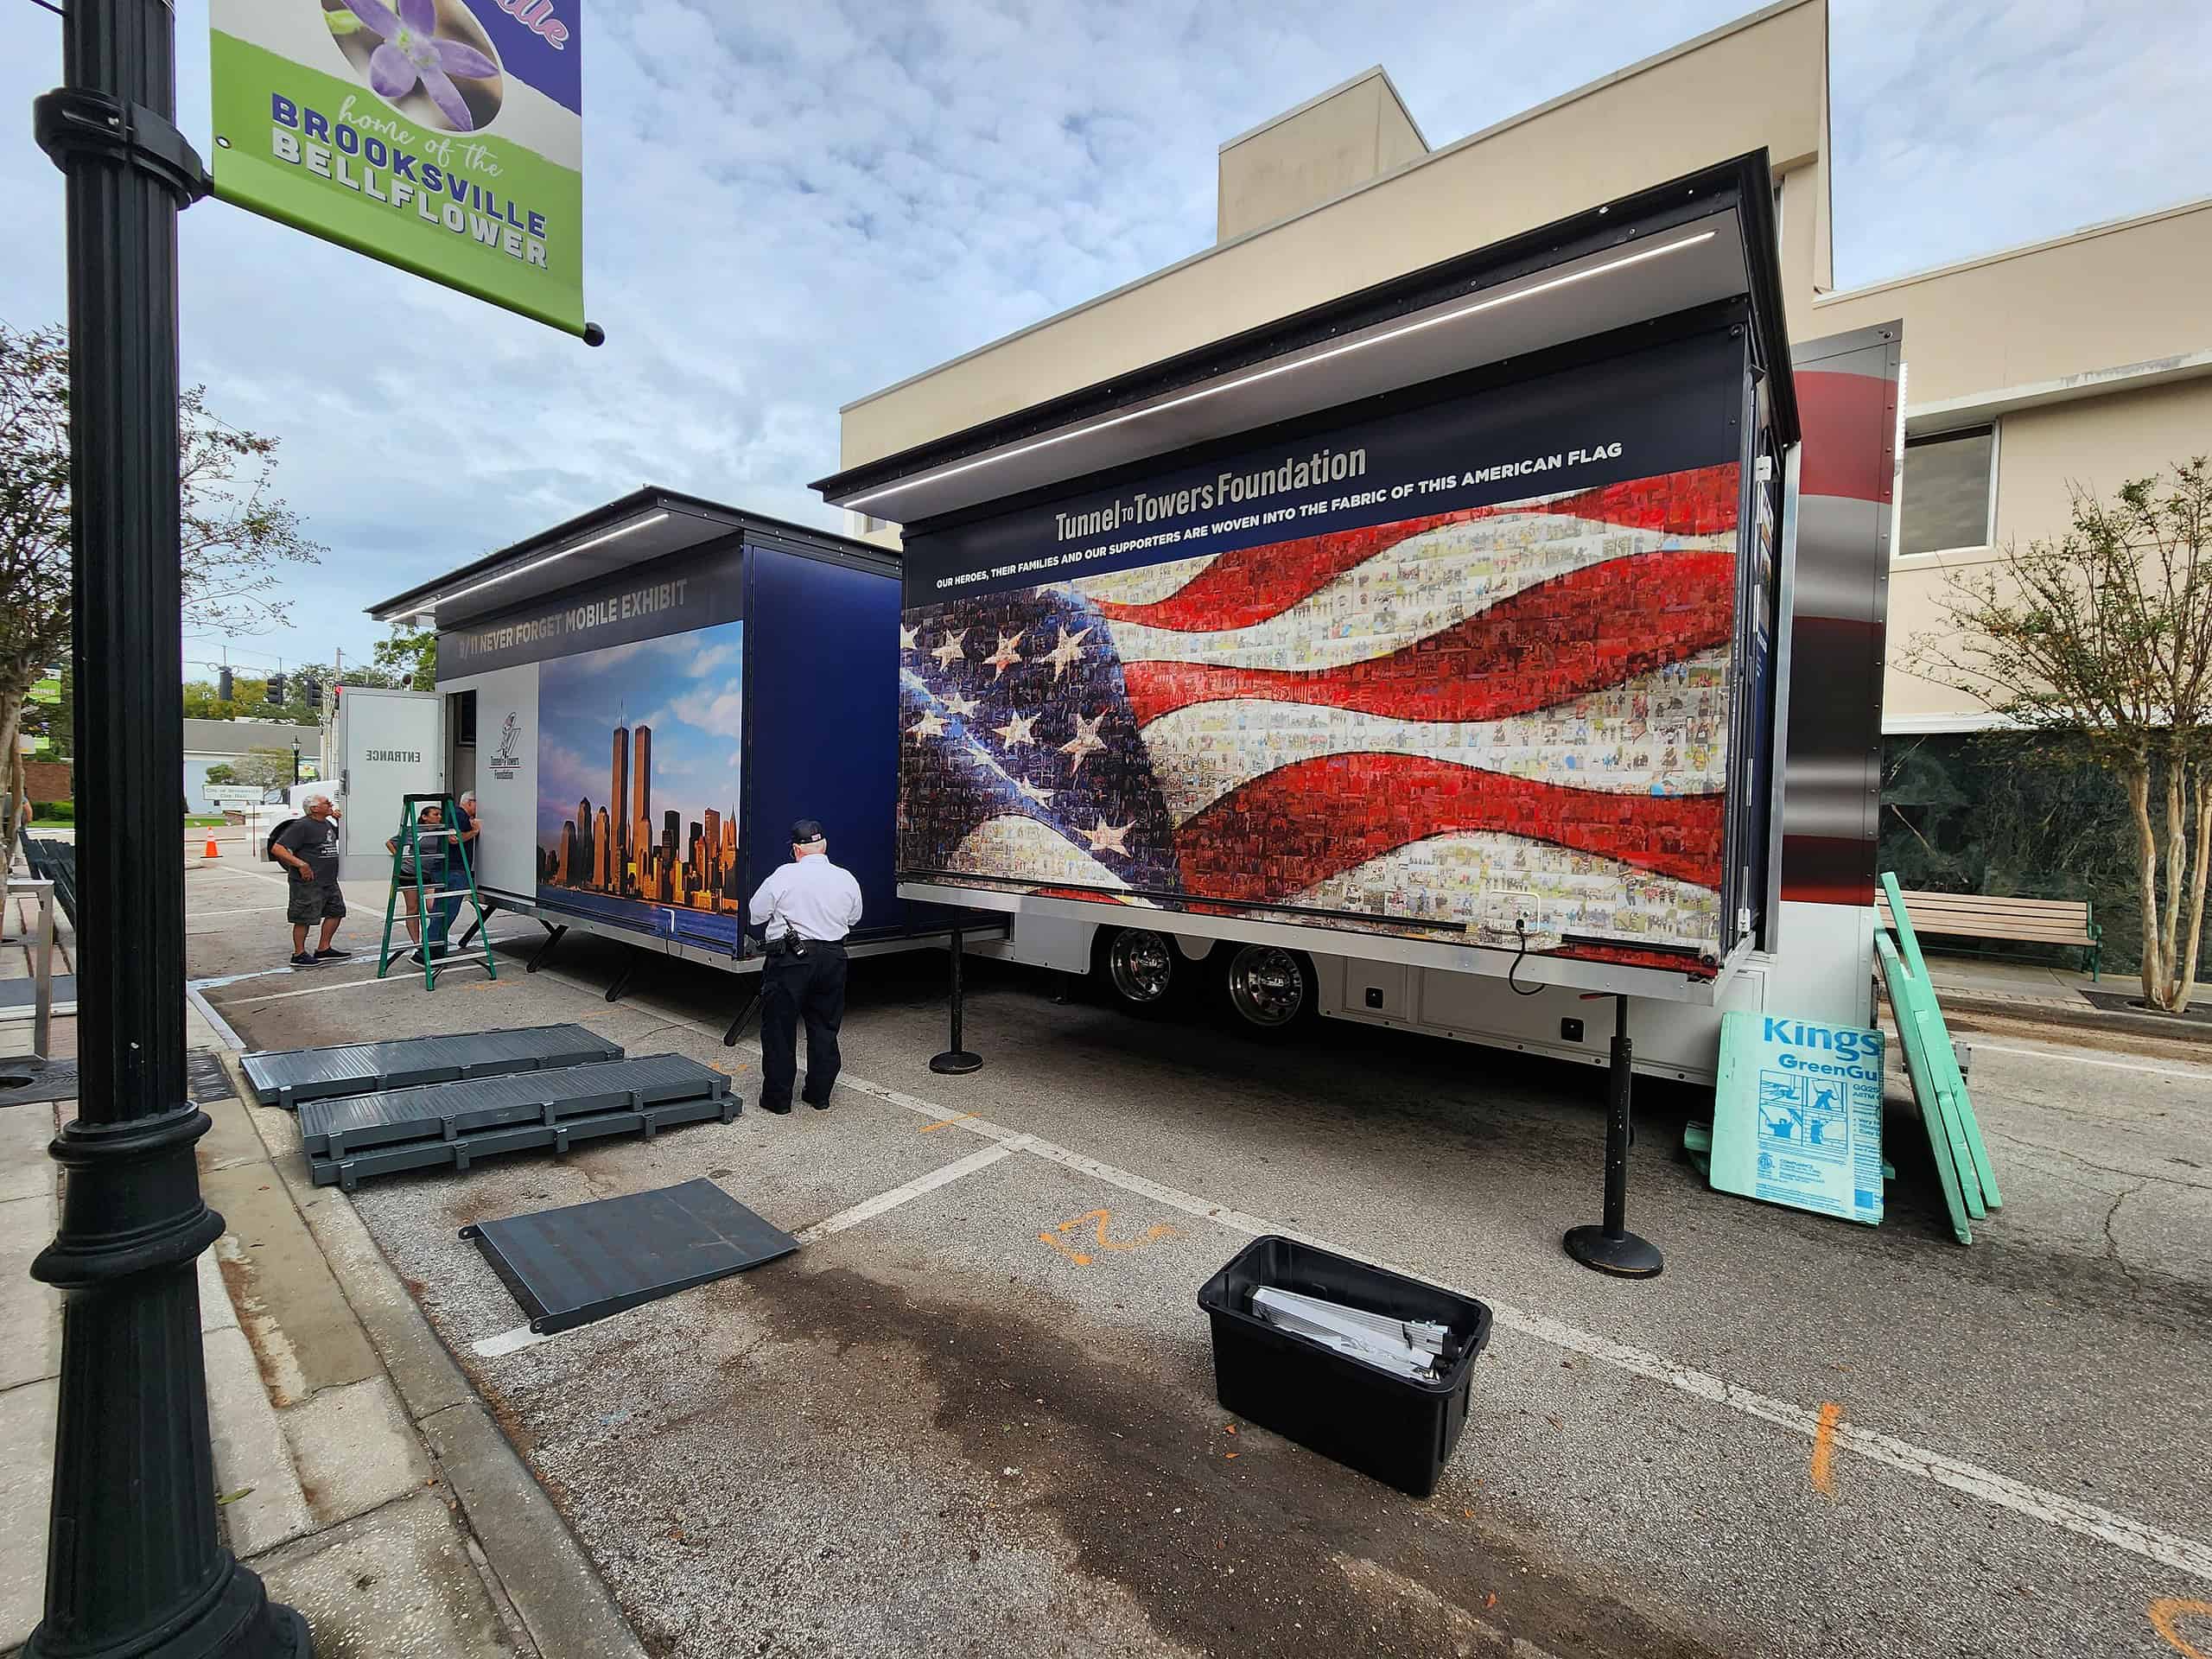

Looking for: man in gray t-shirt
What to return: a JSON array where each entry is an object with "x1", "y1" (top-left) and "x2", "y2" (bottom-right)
[{"x1": 271, "y1": 795, "x2": 348, "y2": 966}]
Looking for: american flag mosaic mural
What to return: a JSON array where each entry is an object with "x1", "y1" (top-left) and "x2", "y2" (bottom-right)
[{"x1": 899, "y1": 462, "x2": 1742, "y2": 973}]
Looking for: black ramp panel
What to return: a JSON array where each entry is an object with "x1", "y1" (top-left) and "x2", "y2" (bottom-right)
[
  {"x1": 308, "y1": 1095, "x2": 738, "y2": 1190},
  {"x1": 297, "y1": 1054, "x2": 728, "y2": 1155},
  {"x1": 242, "y1": 1022, "x2": 622, "y2": 1107},
  {"x1": 462, "y1": 1178, "x2": 798, "y2": 1334}
]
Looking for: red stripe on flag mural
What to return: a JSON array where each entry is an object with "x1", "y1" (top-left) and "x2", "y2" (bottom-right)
[
  {"x1": 1559, "y1": 940, "x2": 1721, "y2": 977},
  {"x1": 1173, "y1": 754, "x2": 1725, "y2": 899},
  {"x1": 1122, "y1": 549, "x2": 1736, "y2": 727},
  {"x1": 1095, "y1": 463, "x2": 1744, "y2": 632},
  {"x1": 1796, "y1": 371, "x2": 1894, "y2": 504}
]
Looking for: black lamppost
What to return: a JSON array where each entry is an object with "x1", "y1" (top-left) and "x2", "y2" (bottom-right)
[
  {"x1": 292, "y1": 743, "x2": 301, "y2": 786},
  {"x1": 29, "y1": 0, "x2": 308, "y2": 1652}
]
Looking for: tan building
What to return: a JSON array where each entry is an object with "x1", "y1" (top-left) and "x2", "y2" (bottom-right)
[{"x1": 840, "y1": 0, "x2": 2212, "y2": 733}]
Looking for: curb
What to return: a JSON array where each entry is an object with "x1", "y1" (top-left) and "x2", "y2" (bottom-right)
[
  {"x1": 227, "y1": 1064, "x2": 649, "y2": 1659},
  {"x1": 1929, "y1": 989, "x2": 2212, "y2": 1048}
]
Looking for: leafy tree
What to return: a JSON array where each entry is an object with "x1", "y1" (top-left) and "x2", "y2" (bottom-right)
[
  {"x1": 372, "y1": 627, "x2": 437, "y2": 690},
  {"x1": 229, "y1": 747, "x2": 303, "y2": 790},
  {"x1": 1, "y1": 321, "x2": 323, "y2": 868},
  {"x1": 203, "y1": 761, "x2": 240, "y2": 787},
  {"x1": 1912, "y1": 460, "x2": 2212, "y2": 1012}
]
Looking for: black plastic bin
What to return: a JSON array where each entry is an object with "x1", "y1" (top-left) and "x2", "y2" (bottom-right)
[{"x1": 1197, "y1": 1235, "x2": 1493, "y2": 1497}]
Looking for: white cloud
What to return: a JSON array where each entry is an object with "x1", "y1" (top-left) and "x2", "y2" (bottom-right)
[
  {"x1": 667, "y1": 687, "x2": 744, "y2": 742},
  {"x1": 6, "y1": 0, "x2": 2206, "y2": 691},
  {"x1": 685, "y1": 641, "x2": 739, "y2": 679}
]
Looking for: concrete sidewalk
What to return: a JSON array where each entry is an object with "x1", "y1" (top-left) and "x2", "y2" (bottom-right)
[
  {"x1": 1917, "y1": 949, "x2": 2212, "y2": 1046},
  {"x1": 0, "y1": 888, "x2": 643, "y2": 1658}
]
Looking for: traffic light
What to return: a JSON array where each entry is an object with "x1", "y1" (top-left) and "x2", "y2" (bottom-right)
[
  {"x1": 265, "y1": 672, "x2": 286, "y2": 705},
  {"x1": 218, "y1": 666, "x2": 234, "y2": 702},
  {"x1": 302, "y1": 676, "x2": 321, "y2": 711}
]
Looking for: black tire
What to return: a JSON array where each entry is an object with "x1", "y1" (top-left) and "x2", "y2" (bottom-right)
[
  {"x1": 1092, "y1": 925, "x2": 1184, "y2": 1016},
  {"x1": 1212, "y1": 942, "x2": 1316, "y2": 1037}
]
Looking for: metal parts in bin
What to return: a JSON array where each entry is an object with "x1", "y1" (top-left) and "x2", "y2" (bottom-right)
[
  {"x1": 463, "y1": 1177, "x2": 798, "y2": 1334},
  {"x1": 244, "y1": 1021, "x2": 622, "y2": 1108},
  {"x1": 305, "y1": 1054, "x2": 734, "y2": 1190},
  {"x1": 1198, "y1": 1235, "x2": 1493, "y2": 1498},
  {"x1": 1250, "y1": 1287, "x2": 1453, "y2": 1380}
]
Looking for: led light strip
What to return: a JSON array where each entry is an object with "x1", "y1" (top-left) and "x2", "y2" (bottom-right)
[
  {"x1": 428, "y1": 510, "x2": 673, "y2": 611},
  {"x1": 844, "y1": 230, "x2": 1719, "y2": 512}
]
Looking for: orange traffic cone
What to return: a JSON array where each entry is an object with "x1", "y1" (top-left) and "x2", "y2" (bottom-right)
[{"x1": 203, "y1": 833, "x2": 220, "y2": 858}]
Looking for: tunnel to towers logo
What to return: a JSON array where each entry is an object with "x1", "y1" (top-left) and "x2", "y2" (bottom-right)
[{"x1": 490, "y1": 710, "x2": 523, "y2": 778}]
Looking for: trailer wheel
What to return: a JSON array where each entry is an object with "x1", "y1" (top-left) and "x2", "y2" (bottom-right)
[
  {"x1": 1096, "y1": 926, "x2": 1180, "y2": 1014},
  {"x1": 1217, "y1": 943, "x2": 1314, "y2": 1034}
]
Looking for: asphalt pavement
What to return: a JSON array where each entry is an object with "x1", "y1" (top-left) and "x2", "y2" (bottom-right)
[{"x1": 186, "y1": 849, "x2": 2212, "y2": 1659}]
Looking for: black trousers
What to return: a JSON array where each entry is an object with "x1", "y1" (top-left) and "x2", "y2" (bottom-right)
[{"x1": 759, "y1": 941, "x2": 848, "y2": 1109}]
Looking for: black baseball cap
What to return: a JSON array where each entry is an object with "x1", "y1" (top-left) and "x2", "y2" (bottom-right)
[{"x1": 790, "y1": 818, "x2": 825, "y2": 844}]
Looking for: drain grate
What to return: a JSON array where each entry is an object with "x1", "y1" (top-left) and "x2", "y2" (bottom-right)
[
  {"x1": 0, "y1": 1058, "x2": 79, "y2": 1108},
  {"x1": 187, "y1": 1048, "x2": 236, "y2": 1105}
]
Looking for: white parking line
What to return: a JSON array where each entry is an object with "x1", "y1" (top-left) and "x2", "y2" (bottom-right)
[
  {"x1": 795, "y1": 1137, "x2": 1031, "y2": 1243},
  {"x1": 1965, "y1": 1041, "x2": 2212, "y2": 1081},
  {"x1": 472, "y1": 1136, "x2": 1035, "y2": 1357},
  {"x1": 819, "y1": 1060, "x2": 2212, "y2": 1584},
  {"x1": 435, "y1": 972, "x2": 2212, "y2": 1581}
]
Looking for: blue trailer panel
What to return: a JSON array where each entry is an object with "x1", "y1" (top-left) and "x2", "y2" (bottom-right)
[{"x1": 380, "y1": 491, "x2": 954, "y2": 968}]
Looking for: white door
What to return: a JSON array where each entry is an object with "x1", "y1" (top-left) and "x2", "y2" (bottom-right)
[{"x1": 336, "y1": 688, "x2": 443, "y2": 881}]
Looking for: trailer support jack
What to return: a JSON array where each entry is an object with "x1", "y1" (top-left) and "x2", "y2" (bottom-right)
[
  {"x1": 526, "y1": 923, "x2": 567, "y2": 975},
  {"x1": 454, "y1": 899, "x2": 496, "y2": 955},
  {"x1": 1563, "y1": 994, "x2": 1663, "y2": 1279},
  {"x1": 723, "y1": 986, "x2": 760, "y2": 1047},
  {"x1": 929, "y1": 928, "x2": 982, "y2": 1075},
  {"x1": 604, "y1": 949, "x2": 639, "y2": 1004}
]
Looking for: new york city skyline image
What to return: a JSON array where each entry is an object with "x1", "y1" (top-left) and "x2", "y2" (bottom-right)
[{"x1": 534, "y1": 623, "x2": 747, "y2": 947}]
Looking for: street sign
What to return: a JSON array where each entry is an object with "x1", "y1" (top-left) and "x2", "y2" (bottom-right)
[
  {"x1": 208, "y1": 0, "x2": 587, "y2": 337},
  {"x1": 207, "y1": 785, "x2": 267, "y2": 806}
]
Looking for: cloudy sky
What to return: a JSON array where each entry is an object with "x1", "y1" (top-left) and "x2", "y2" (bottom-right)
[{"x1": 3, "y1": 0, "x2": 2204, "y2": 680}]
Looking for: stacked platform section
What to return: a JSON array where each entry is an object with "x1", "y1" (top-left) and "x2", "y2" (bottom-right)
[
  {"x1": 298, "y1": 1053, "x2": 738, "y2": 1189},
  {"x1": 243, "y1": 1022, "x2": 623, "y2": 1109}
]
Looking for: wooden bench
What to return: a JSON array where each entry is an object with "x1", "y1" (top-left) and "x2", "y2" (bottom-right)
[
  {"x1": 1878, "y1": 888, "x2": 2101, "y2": 980},
  {"x1": 20, "y1": 834, "x2": 77, "y2": 931}
]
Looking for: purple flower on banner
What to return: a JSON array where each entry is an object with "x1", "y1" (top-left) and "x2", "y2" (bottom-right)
[{"x1": 340, "y1": 0, "x2": 497, "y2": 132}]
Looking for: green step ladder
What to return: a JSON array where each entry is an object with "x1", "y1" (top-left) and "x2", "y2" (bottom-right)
[{"x1": 377, "y1": 792, "x2": 498, "y2": 988}]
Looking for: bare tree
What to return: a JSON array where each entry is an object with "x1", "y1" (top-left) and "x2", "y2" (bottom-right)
[
  {"x1": 1911, "y1": 460, "x2": 2212, "y2": 1013},
  {"x1": 0, "y1": 321, "x2": 323, "y2": 868}
]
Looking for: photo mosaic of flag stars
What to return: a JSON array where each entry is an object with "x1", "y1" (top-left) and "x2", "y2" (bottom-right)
[{"x1": 898, "y1": 463, "x2": 1742, "y2": 970}]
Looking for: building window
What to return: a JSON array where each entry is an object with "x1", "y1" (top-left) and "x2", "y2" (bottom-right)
[{"x1": 1901, "y1": 425, "x2": 1995, "y2": 555}]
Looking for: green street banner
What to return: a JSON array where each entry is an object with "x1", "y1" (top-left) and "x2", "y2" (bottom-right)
[{"x1": 210, "y1": 0, "x2": 585, "y2": 336}]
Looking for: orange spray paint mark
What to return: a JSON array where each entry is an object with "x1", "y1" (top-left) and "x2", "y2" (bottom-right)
[
  {"x1": 919, "y1": 1113, "x2": 977, "y2": 1133},
  {"x1": 1809, "y1": 1402, "x2": 1844, "y2": 1497},
  {"x1": 1037, "y1": 1209, "x2": 1179, "y2": 1268},
  {"x1": 2150, "y1": 1599, "x2": 2212, "y2": 1658}
]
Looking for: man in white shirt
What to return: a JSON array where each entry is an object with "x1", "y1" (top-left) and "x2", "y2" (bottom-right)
[{"x1": 747, "y1": 818, "x2": 863, "y2": 1114}]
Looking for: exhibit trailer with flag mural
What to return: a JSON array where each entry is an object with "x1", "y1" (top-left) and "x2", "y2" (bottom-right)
[
  {"x1": 817, "y1": 152, "x2": 1900, "y2": 1085},
  {"x1": 366, "y1": 492, "x2": 982, "y2": 1005}
]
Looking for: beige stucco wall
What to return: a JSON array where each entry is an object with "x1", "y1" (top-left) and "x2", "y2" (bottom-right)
[
  {"x1": 1217, "y1": 72, "x2": 1428, "y2": 244},
  {"x1": 1815, "y1": 202, "x2": 2212, "y2": 409},
  {"x1": 841, "y1": 0, "x2": 1829, "y2": 469},
  {"x1": 1883, "y1": 376, "x2": 2212, "y2": 721}
]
